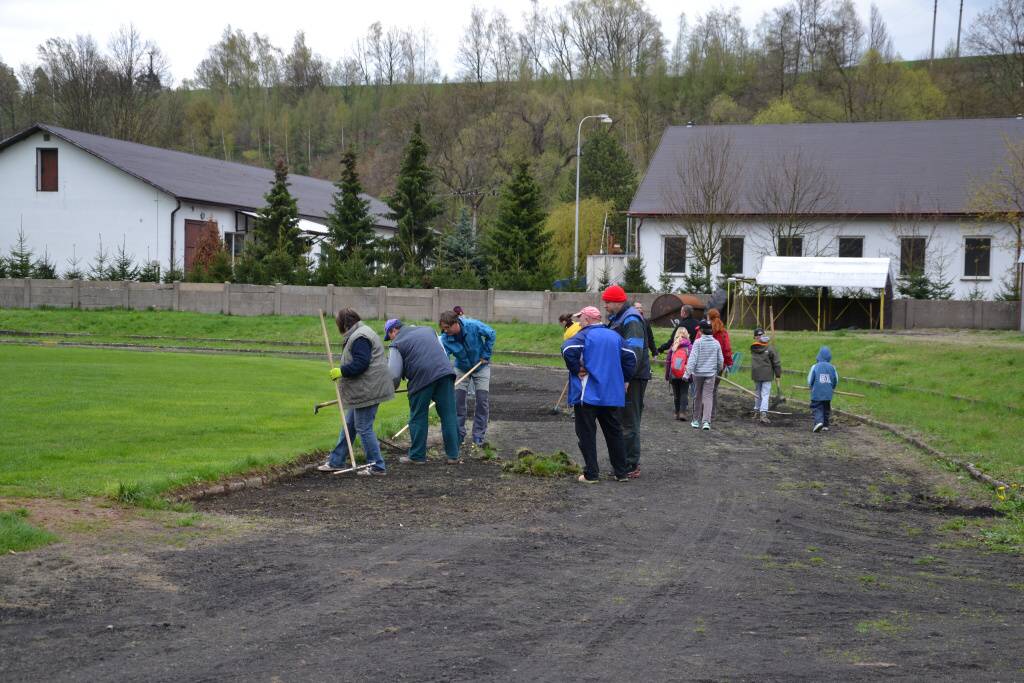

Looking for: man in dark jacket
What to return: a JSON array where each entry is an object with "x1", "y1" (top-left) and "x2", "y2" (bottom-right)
[
  {"x1": 561, "y1": 306, "x2": 637, "y2": 483},
  {"x1": 386, "y1": 319, "x2": 462, "y2": 464},
  {"x1": 603, "y1": 284, "x2": 650, "y2": 478}
]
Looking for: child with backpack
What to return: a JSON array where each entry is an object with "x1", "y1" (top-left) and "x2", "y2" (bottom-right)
[
  {"x1": 665, "y1": 327, "x2": 692, "y2": 421},
  {"x1": 750, "y1": 327, "x2": 782, "y2": 425},
  {"x1": 807, "y1": 346, "x2": 839, "y2": 432}
]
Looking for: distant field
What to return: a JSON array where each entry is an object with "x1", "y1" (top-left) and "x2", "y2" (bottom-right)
[{"x1": 0, "y1": 344, "x2": 409, "y2": 500}]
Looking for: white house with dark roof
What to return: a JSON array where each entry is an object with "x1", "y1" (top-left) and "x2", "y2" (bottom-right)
[
  {"x1": 627, "y1": 118, "x2": 1023, "y2": 300},
  {"x1": 0, "y1": 123, "x2": 395, "y2": 276}
]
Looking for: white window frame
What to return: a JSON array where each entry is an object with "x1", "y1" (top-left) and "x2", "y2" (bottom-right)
[
  {"x1": 662, "y1": 234, "x2": 687, "y2": 274},
  {"x1": 962, "y1": 235, "x2": 993, "y2": 280}
]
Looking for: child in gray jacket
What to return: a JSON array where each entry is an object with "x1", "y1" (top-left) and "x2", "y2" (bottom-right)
[{"x1": 684, "y1": 320, "x2": 724, "y2": 430}]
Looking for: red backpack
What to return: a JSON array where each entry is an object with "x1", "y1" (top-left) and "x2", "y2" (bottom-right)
[{"x1": 670, "y1": 345, "x2": 689, "y2": 379}]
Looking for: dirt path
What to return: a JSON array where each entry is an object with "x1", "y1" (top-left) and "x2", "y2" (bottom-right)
[{"x1": 2, "y1": 366, "x2": 1022, "y2": 681}]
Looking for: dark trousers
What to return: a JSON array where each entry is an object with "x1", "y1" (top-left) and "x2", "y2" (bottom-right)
[
  {"x1": 407, "y1": 375, "x2": 461, "y2": 461},
  {"x1": 810, "y1": 399, "x2": 832, "y2": 427},
  {"x1": 670, "y1": 379, "x2": 689, "y2": 414},
  {"x1": 620, "y1": 379, "x2": 647, "y2": 472},
  {"x1": 574, "y1": 402, "x2": 628, "y2": 481}
]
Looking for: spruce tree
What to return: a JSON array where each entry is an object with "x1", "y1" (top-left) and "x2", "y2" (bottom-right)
[
  {"x1": 108, "y1": 240, "x2": 141, "y2": 281},
  {"x1": 7, "y1": 228, "x2": 34, "y2": 278},
  {"x1": 485, "y1": 161, "x2": 552, "y2": 290},
  {"x1": 32, "y1": 248, "x2": 57, "y2": 279},
  {"x1": 255, "y1": 158, "x2": 304, "y2": 259},
  {"x1": 88, "y1": 238, "x2": 111, "y2": 281},
  {"x1": 623, "y1": 255, "x2": 651, "y2": 293},
  {"x1": 327, "y1": 149, "x2": 376, "y2": 254},
  {"x1": 562, "y1": 129, "x2": 637, "y2": 241},
  {"x1": 437, "y1": 208, "x2": 485, "y2": 280},
  {"x1": 387, "y1": 123, "x2": 442, "y2": 279}
]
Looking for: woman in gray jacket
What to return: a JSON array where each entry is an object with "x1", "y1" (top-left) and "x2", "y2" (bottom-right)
[{"x1": 321, "y1": 309, "x2": 395, "y2": 475}]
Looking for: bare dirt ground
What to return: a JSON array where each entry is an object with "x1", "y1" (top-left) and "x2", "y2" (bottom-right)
[{"x1": 2, "y1": 365, "x2": 1023, "y2": 682}]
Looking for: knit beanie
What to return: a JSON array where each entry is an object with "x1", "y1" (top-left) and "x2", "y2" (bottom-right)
[{"x1": 601, "y1": 284, "x2": 628, "y2": 303}]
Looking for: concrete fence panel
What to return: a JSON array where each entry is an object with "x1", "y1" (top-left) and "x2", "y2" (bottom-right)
[
  {"x1": 178, "y1": 283, "x2": 224, "y2": 314},
  {"x1": 229, "y1": 284, "x2": 276, "y2": 316},
  {"x1": 1, "y1": 279, "x2": 1020, "y2": 331}
]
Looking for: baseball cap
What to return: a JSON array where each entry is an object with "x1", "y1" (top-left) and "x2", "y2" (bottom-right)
[
  {"x1": 384, "y1": 318, "x2": 403, "y2": 337},
  {"x1": 573, "y1": 306, "x2": 602, "y2": 321}
]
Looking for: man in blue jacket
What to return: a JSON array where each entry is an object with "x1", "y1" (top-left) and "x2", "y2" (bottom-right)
[
  {"x1": 603, "y1": 284, "x2": 650, "y2": 478},
  {"x1": 439, "y1": 310, "x2": 497, "y2": 447},
  {"x1": 561, "y1": 306, "x2": 637, "y2": 483}
]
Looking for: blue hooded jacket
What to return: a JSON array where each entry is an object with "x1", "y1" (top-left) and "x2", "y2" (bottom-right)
[
  {"x1": 561, "y1": 324, "x2": 637, "y2": 407},
  {"x1": 440, "y1": 317, "x2": 496, "y2": 372},
  {"x1": 607, "y1": 305, "x2": 652, "y2": 380},
  {"x1": 807, "y1": 346, "x2": 839, "y2": 402}
]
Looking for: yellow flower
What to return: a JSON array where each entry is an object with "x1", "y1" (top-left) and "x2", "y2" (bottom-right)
[{"x1": 996, "y1": 485, "x2": 1007, "y2": 502}]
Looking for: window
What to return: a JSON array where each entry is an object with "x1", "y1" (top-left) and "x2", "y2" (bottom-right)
[
  {"x1": 235, "y1": 212, "x2": 256, "y2": 233},
  {"x1": 663, "y1": 236, "x2": 686, "y2": 273},
  {"x1": 900, "y1": 237, "x2": 926, "y2": 276},
  {"x1": 838, "y1": 237, "x2": 863, "y2": 258},
  {"x1": 777, "y1": 237, "x2": 803, "y2": 257},
  {"x1": 964, "y1": 237, "x2": 991, "y2": 277},
  {"x1": 37, "y1": 148, "x2": 58, "y2": 191},
  {"x1": 720, "y1": 237, "x2": 744, "y2": 275},
  {"x1": 224, "y1": 232, "x2": 246, "y2": 258}
]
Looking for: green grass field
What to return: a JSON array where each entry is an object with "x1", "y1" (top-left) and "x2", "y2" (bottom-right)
[
  {"x1": 0, "y1": 508, "x2": 59, "y2": 552},
  {"x1": 1, "y1": 308, "x2": 1022, "y2": 491},
  {"x1": 0, "y1": 344, "x2": 409, "y2": 500}
]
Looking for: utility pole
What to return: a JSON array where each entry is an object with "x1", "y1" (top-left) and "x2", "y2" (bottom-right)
[
  {"x1": 930, "y1": 0, "x2": 938, "y2": 65},
  {"x1": 955, "y1": 0, "x2": 964, "y2": 59}
]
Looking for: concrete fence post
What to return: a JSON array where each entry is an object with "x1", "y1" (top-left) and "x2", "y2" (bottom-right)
[
  {"x1": 72, "y1": 279, "x2": 81, "y2": 309},
  {"x1": 122, "y1": 280, "x2": 130, "y2": 309},
  {"x1": 222, "y1": 282, "x2": 231, "y2": 315},
  {"x1": 432, "y1": 287, "x2": 441, "y2": 322},
  {"x1": 23, "y1": 278, "x2": 31, "y2": 308},
  {"x1": 326, "y1": 284, "x2": 335, "y2": 315},
  {"x1": 542, "y1": 290, "x2": 552, "y2": 324},
  {"x1": 172, "y1": 281, "x2": 181, "y2": 311},
  {"x1": 486, "y1": 288, "x2": 495, "y2": 321},
  {"x1": 377, "y1": 286, "x2": 387, "y2": 319},
  {"x1": 274, "y1": 283, "x2": 283, "y2": 315}
]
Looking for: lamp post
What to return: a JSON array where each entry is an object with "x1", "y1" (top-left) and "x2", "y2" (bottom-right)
[{"x1": 574, "y1": 113, "x2": 613, "y2": 285}]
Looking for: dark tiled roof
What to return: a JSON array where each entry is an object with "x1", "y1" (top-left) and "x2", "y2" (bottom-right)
[
  {"x1": 0, "y1": 123, "x2": 395, "y2": 228},
  {"x1": 628, "y1": 118, "x2": 1024, "y2": 216}
]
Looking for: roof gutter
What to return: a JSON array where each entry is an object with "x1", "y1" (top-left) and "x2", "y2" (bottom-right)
[{"x1": 169, "y1": 198, "x2": 181, "y2": 276}]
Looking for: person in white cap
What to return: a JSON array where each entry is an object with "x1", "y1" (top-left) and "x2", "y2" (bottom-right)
[{"x1": 560, "y1": 306, "x2": 637, "y2": 483}]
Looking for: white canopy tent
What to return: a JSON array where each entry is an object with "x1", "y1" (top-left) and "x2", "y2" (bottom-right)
[{"x1": 735, "y1": 257, "x2": 894, "y2": 331}]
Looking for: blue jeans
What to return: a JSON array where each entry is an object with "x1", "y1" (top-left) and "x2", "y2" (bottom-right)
[
  {"x1": 810, "y1": 400, "x2": 831, "y2": 427},
  {"x1": 329, "y1": 404, "x2": 385, "y2": 471}
]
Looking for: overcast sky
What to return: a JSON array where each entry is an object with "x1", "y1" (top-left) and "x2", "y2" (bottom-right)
[{"x1": 0, "y1": 0, "x2": 996, "y2": 84}]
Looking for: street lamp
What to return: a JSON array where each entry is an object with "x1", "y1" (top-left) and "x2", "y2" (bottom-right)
[{"x1": 574, "y1": 113, "x2": 613, "y2": 285}]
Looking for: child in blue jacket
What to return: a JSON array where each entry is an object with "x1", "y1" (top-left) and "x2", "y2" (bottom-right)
[{"x1": 807, "y1": 346, "x2": 839, "y2": 433}]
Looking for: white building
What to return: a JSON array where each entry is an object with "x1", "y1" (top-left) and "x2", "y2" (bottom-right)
[
  {"x1": 628, "y1": 118, "x2": 1022, "y2": 300},
  {"x1": 0, "y1": 123, "x2": 395, "y2": 276}
]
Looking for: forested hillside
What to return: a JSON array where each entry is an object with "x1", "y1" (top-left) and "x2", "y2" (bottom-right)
[{"x1": 1, "y1": 0, "x2": 1021, "y2": 289}]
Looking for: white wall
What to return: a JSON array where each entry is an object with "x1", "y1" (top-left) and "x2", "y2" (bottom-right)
[
  {"x1": 0, "y1": 131, "x2": 177, "y2": 275},
  {"x1": 636, "y1": 217, "x2": 1017, "y2": 300}
]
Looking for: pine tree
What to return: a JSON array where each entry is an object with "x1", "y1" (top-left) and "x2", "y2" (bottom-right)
[
  {"x1": 63, "y1": 250, "x2": 86, "y2": 280},
  {"x1": 32, "y1": 248, "x2": 57, "y2": 279},
  {"x1": 255, "y1": 158, "x2": 304, "y2": 259},
  {"x1": 7, "y1": 228, "x2": 34, "y2": 278},
  {"x1": 139, "y1": 261, "x2": 162, "y2": 282},
  {"x1": 387, "y1": 123, "x2": 442, "y2": 279},
  {"x1": 623, "y1": 255, "x2": 651, "y2": 293},
  {"x1": 562, "y1": 130, "x2": 638, "y2": 240},
  {"x1": 484, "y1": 161, "x2": 552, "y2": 290},
  {"x1": 108, "y1": 240, "x2": 141, "y2": 281},
  {"x1": 326, "y1": 149, "x2": 376, "y2": 254},
  {"x1": 437, "y1": 208, "x2": 485, "y2": 282},
  {"x1": 88, "y1": 238, "x2": 111, "y2": 281}
]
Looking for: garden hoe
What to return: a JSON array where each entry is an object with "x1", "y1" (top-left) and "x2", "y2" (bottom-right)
[
  {"x1": 549, "y1": 381, "x2": 569, "y2": 415},
  {"x1": 318, "y1": 310, "x2": 372, "y2": 476},
  {"x1": 768, "y1": 305, "x2": 786, "y2": 410}
]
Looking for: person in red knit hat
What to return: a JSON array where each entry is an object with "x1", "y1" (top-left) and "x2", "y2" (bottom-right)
[{"x1": 601, "y1": 284, "x2": 650, "y2": 478}]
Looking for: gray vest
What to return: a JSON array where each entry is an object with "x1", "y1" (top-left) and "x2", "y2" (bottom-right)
[
  {"x1": 339, "y1": 322, "x2": 395, "y2": 409},
  {"x1": 390, "y1": 325, "x2": 455, "y2": 394}
]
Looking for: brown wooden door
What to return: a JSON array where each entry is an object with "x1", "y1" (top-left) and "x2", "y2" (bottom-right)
[{"x1": 184, "y1": 220, "x2": 217, "y2": 272}]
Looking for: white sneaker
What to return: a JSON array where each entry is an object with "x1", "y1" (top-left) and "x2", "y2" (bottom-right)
[
  {"x1": 822, "y1": 426, "x2": 830, "y2": 432},
  {"x1": 356, "y1": 468, "x2": 386, "y2": 476},
  {"x1": 316, "y1": 462, "x2": 340, "y2": 472},
  {"x1": 690, "y1": 420, "x2": 700, "y2": 429},
  {"x1": 702, "y1": 422, "x2": 711, "y2": 431},
  {"x1": 813, "y1": 423, "x2": 824, "y2": 433}
]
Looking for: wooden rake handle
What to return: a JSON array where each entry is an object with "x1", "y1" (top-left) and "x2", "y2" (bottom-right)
[{"x1": 319, "y1": 310, "x2": 357, "y2": 472}]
